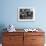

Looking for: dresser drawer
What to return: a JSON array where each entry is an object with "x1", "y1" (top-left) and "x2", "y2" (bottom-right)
[
  {"x1": 24, "y1": 32, "x2": 44, "y2": 36},
  {"x1": 3, "y1": 32, "x2": 23, "y2": 36},
  {"x1": 32, "y1": 44, "x2": 44, "y2": 46},
  {"x1": 3, "y1": 42, "x2": 23, "y2": 46},
  {"x1": 3, "y1": 35, "x2": 23, "y2": 44},
  {"x1": 32, "y1": 36, "x2": 45, "y2": 44}
]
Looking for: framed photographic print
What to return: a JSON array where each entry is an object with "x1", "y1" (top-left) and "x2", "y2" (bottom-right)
[{"x1": 18, "y1": 7, "x2": 35, "y2": 21}]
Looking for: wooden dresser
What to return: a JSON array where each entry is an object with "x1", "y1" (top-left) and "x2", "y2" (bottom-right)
[{"x1": 2, "y1": 30, "x2": 45, "y2": 46}]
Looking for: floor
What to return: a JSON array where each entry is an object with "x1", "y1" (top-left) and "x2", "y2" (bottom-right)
[{"x1": 0, "y1": 44, "x2": 2, "y2": 46}]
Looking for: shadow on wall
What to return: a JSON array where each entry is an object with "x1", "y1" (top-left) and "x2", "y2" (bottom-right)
[{"x1": 0, "y1": 24, "x2": 7, "y2": 43}]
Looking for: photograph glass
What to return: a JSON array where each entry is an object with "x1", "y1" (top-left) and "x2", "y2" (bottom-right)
[{"x1": 18, "y1": 7, "x2": 35, "y2": 21}]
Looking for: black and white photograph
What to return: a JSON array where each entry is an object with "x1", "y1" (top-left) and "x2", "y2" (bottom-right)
[{"x1": 18, "y1": 7, "x2": 35, "y2": 21}]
